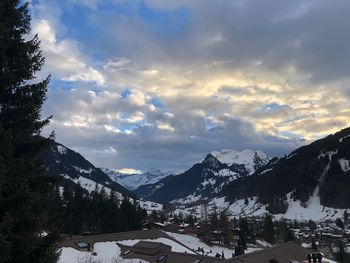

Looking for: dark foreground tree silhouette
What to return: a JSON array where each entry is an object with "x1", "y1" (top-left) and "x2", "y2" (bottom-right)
[{"x1": 0, "y1": 1, "x2": 59, "y2": 262}]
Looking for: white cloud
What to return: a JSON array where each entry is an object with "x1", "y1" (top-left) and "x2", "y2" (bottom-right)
[
  {"x1": 125, "y1": 111, "x2": 145, "y2": 123},
  {"x1": 156, "y1": 122, "x2": 175, "y2": 132},
  {"x1": 38, "y1": 0, "x2": 350, "y2": 170},
  {"x1": 32, "y1": 19, "x2": 105, "y2": 85},
  {"x1": 117, "y1": 168, "x2": 142, "y2": 174}
]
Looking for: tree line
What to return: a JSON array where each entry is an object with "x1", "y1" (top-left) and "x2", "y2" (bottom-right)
[{"x1": 60, "y1": 184, "x2": 146, "y2": 235}]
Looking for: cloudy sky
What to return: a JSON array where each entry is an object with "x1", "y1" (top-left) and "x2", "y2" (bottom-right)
[{"x1": 30, "y1": 0, "x2": 350, "y2": 172}]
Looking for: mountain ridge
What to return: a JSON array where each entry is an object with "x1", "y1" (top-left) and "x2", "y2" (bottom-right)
[
  {"x1": 40, "y1": 140, "x2": 134, "y2": 198},
  {"x1": 102, "y1": 168, "x2": 175, "y2": 191},
  {"x1": 147, "y1": 149, "x2": 270, "y2": 203},
  {"x1": 220, "y1": 126, "x2": 350, "y2": 215}
]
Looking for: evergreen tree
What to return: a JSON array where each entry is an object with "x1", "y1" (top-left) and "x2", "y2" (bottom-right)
[
  {"x1": 337, "y1": 241, "x2": 345, "y2": 262},
  {"x1": 239, "y1": 217, "x2": 250, "y2": 236},
  {"x1": 344, "y1": 210, "x2": 348, "y2": 225},
  {"x1": 311, "y1": 238, "x2": 317, "y2": 250},
  {"x1": 0, "y1": 1, "x2": 59, "y2": 262},
  {"x1": 308, "y1": 219, "x2": 317, "y2": 231},
  {"x1": 210, "y1": 212, "x2": 220, "y2": 231},
  {"x1": 336, "y1": 218, "x2": 345, "y2": 229},
  {"x1": 277, "y1": 219, "x2": 293, "y2": 242},
  {"x1": 263, "y1": 214, "x2": 275, "y2": 243}
]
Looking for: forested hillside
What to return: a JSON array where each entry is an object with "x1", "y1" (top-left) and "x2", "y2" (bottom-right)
[{"x1": 221, "y1": 127, "x2": 350, "y2": 213}]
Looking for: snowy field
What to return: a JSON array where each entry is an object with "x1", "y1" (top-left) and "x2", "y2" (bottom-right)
[
  {"x1": 58, "y1": 242, "x2": 148, "y2": 263},
  {"x1": 138, "y1": 200, "x2": 163, "y2": 212},
  {"x1": 58, "y1": 236, "x2": 196, "y2": 263},
  {"x1": 164, "y1": 231, "x2": 261, "y2": 259}
]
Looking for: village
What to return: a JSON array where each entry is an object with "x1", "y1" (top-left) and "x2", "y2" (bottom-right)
[
  {"x1": 141, "y1": 208, "x2": 350, "y2": 259},
  {"x1": 57, "y1": 202, "x2": 350, "y2": 262}
]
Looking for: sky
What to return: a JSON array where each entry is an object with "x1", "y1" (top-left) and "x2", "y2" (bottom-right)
[{"x1": 29, "y1": 0, "x2": 350, "y2": 172}]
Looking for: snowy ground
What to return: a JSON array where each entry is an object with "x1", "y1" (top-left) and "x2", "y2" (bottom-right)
[
  {"x1": 273, "y1": 190, "x2": 346, "y2": 221},
  {"x1": 164, "y1": 231, "x2": 261, "y2": 259},
  {"x1": 58, "y1": 242, "x2": 149, "y2": 263},
  {"x1": 58, "y1": 236, "x2": 337, "y2": 263},
  {"x1": 138, "y1": 200, "x2": 163, "y2": 212}
]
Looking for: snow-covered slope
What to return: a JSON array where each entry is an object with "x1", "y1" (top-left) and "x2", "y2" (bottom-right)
[
  {"x1": 219, "y1": 126, "x2": 350, "y2": 218},
  {"x1": 40, "y1": 141, "x2": 134, "y2": 197},
  {"x1": 102, "y1": 168, "x2": 174, "y2": 191},
  {"x1": 40, "y1": 140, "x2": 165, "y2": 213},
  {"x1": 173, "y1": 193, "x2": 347, "y2": 222}
]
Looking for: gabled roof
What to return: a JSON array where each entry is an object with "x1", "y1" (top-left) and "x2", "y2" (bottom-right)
[{"x1": 224, "y1": 242, "x2": 308, "y2": 263}]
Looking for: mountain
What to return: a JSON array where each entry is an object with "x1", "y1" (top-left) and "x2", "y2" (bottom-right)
[
  {"x1": 102, "y1": 168, "x2": 174, "y2": 191},
  {"x1": 134, "y1": 174, "x2": 175, "y2": 199},
  {"x1": 218, "y1": 127, "x2": 350, "y2": 219},
  {"x1": 40, "y1": 140, "x2": 133, "y2": 197},
  {"x1": 148, "y1": 149, "x2": 270, "y2": 203},
  {"x1": 212, "y1": 149, "x2": 270, "y2": 175}
]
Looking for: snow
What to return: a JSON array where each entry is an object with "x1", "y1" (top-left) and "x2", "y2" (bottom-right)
[
  {"x1": 73, "y1": 166, "x2": 93, "y2": 174},
  {"x1": 339, "y1": 158, "x2": 350, "y2": 172},
  {"x1": 61, "y1": 175, "x2": 163, "y2": 213},
  {"x1": 325, "y1": 258, "x2": 338, "y2": 263},
  {"x1": 228, "y1": 197, "x2": 268, "y2": 218},
  {"x1": 61, "y1": 175, "x2": 126, "y2": 200},
  {"x1": 117, "y1": 237, "x2": 196, "y2": 254},
  {"x1": 172, "y1": 194, "x2": 203, "y2": 205},
  {"x1": 103, "y1": 168, "x2": 174, "y2": 190},
  {"x1": 59, "y1": 186, "x2": 64, "y2": 196},
  {"x1": 57, "y1": 145, "x2": 67, "y2": 154},
  {"x1": 138, "y1": 200, "x2": 163, "y2": 212},
  {"x1": 58, "y1": 242, "x2": 148, "y2": 263},
  {"x1": 256, "y1": 239, "x2": 272, "y2": 248},
  {"x1": 339, "y1": 135, "x2": 350, "y2": 143},
  {"x1": 173, "y1": 189, "x2": 346, "y2": 222},
  {"x1": 301, "y1": 242, "x2": 312, "y2": 248},
  {"x1": 274, "y1": 190, "x2": 346, "y2": 221},
  {"x1": 165, "y1": 232, "x2": 261, "y2": 259},
  {"x1": 259, "y1": 168, "x2": 273, "y2": 175},
  {"x1": 211, "y1": 149, "x2": 269, "y2": 174},
  {"x1": 171, "y1": 196, "x2": 267, "y2": 220},
  {"x1": 201, "y1": 178, "x2": 216, "y2": 187}
]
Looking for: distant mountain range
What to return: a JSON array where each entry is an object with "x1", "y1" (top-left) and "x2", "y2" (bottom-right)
[
  {"x1": 39, "y1": 127, "x2": 350, "y2": 221},
  {"x1": 102, "y1": 168, "x2": 175, "y2": 191},
  {"x1": 131, "y1": 128, "x2": 350, "y2": 221}
]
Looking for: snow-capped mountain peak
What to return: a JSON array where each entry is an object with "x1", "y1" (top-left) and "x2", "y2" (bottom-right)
[
  {"x1": 148, "y1": 149, "x2": 270, "y2": 203},
  {"x1": 211, "y1": 149, "x2": 269, "y2": 174},
  {"x1": 201, "y1": 154, "x2": 223, "y2": 168}
]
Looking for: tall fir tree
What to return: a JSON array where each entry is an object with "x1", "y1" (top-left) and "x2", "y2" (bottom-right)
[
  {"x1": 263, "y1": 214, "x2": 275, "y2": 244},
  {"x1": 0, "y1": 1, "x2": 59, "y2": 262}
]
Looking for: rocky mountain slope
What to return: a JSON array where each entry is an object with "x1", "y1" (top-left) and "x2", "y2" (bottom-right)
[
  {"x1": 134, "y1": 174, "x2": 175, "y2": 199},
  {"x1": 40, "y1": 141, "x2": 133, "y2": 197},
  {"x1": 148, "y1": 149, "x2": 270, "y2": 203}
]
